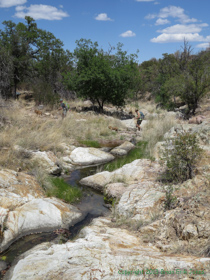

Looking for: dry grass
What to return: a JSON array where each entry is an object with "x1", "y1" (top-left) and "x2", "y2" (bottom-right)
[
  {"x1": 125, "y1": 100, "x2": 165, "y2": 115},
  {"x1": 141, "y1": 114, "x2": 176, "y2": 158},
  {"x1": 0, "y1": 99, "x2": 125, "y2": 170}
]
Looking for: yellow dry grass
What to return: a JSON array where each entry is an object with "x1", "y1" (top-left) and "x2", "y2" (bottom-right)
[
  {"x1": 141, "y1": 114, "x2": 176, "y2": 158},
  {"x1": 0, "y1": 99, "x2": 125, "y2": 169}
]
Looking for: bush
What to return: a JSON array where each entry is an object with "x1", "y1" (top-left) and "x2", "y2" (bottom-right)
[
  {"x1": 163, "y1": 185, "x2": 178, "y2": 210},
  {"x1": 160, "y1": 131, "x2": 203, "y2": 183}
]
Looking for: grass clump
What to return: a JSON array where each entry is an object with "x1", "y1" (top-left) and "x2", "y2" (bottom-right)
[
  {"x1": 47, "y1": 177, "x2": 82, "y2": 203},
  {"x1": 78, "y1": 140, "x2": 101, "y2": 148},
  {"x1": 142, "y1": 115, "x2": 176, "y2": 158},
  {"x1": 103, "y1": 141, "x2": 148, "y2": 172}
]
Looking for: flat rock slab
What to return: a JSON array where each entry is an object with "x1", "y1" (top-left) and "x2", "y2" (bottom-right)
[
  {"x1": 0, "y1": 197, "x2": 82, "y2": 252},
  {"x1": 5, "y1": 217, "x2": 210, "y2": 280},
  {"x1": 69, "y1": 147, "x2": 114, "y2": 166},
  {"x1": 0, "y1": 169, "x2": 83, "y2": 253},
  {"x1": 80, "y1": 159, "x2": 163, "y2": 191},
  {"x1": 110, "y1": 141, "x2": 135, "y2": 156},
  {"x1": 116, "y1": 181, "x2": 165, "y2": 222}
]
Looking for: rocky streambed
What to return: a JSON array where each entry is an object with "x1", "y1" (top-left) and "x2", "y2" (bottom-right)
[{"x1": 1, "y1": 112, "x2": 210, "y2": 279}]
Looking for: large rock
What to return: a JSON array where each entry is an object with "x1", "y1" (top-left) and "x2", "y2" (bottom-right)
[
  {"x1": 110, "y1": 141, "x2": 135, "y2": 156},
  {"x1": 0, "y1": 169, "x2": 44, "y2": 209},
  {"x1": 80, "y1": 159, "x2": 163, "y2": 191},
  {"x1": 121, "y1": 119, "x2": 148, "y2": 130},
  {"x1": 116, "y1": 181, "x2": 165, "y2": 222},
  {"x1": 31, "y1": 151, "x2": 62, "y2": 175},
  {"x1": 5, "y1": 217, "x2": 210, "y2": 280},
  {"x1": 164, "y1": 123, "x2": 210, "y2": 145},
  {"x1": 0, "y1": 169, "x2": 82, "y2": 252},
  {"x1": 80, "y1": 159, "x2": 165, "y2": 221},
  {"x1": 0, "y1": 198, "x2": 82, "y2": 252},
  {"x1": 69, "y1": 147, "x2": 114, "y2": 166}
]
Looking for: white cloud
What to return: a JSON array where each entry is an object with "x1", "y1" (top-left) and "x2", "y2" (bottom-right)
[
  {"x1": 147, "y1": 5, "x2": 210, "y2": 44},
  {"x1": 196, "y1": 43, "x2": 210, "y2": 49},
  {"x1": 146, "y1": 6, "x2": 198, "y2": 24},
  {"x1": 157, "y1": 23, "x2": 208, "y2": 34},
  {"x1": 151, "y1": 33, "x2": 205, "y2": 43},
  {"x1": 0, "y1": 0, "x2": 27, "y2": 8},
  {"x1": 145, "y1": 13, "x2": 156, "y2": 20},
  {"x1": 14, "y1": 4, "x2": 69, "y2": 20},
  {"x1": 120, "y1": 30, "x2": 136, "y2": 37},
  {"x1": 154, "y1": 2, "x2": 160, "y2": 4},
  {"x1": 155, "y1": 18, "x2": 170, "y2": 25},
  {"x1": 136, "y1": 0, "x2": 154, "y2": 2},
  {"x1": 95, "y1": 13, "x2": 113, "y2": 21}
]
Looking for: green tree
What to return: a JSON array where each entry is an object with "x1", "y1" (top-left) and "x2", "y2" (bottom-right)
[
  {"x1": 139, "y1": 58, "x2": 159, "y2": 94},
  {"x1": 162, "y1": 50, "x2": 210, "y2": 115},
  {"x1": 154, "y1": 53, "x2": 180, "y2": 106},
  {"x1": 180, "y1": 50, "x2": 210, "y2": 115},
  {"x1": 0, "y1": 47, "x2": 13, "y2": 98},
  {"x1": 65, "y1": 39, "x2": 139, "y2": 112},
  {"x1": 0, "y1": 17, "x2": 65, "y2": 98}
]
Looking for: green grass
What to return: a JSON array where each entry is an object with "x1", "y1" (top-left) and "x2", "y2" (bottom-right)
[
  {"x1": 103, "y1": 141, "x2": 149, "y2": 172},
  {"x1": 78, "y1": 140, "x2": 101, "y2": 148},
  {"x1": 47, "y1": 177, "x2": 82, "y2": 203}
]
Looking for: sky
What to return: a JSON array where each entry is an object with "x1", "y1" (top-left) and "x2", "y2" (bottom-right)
[{"x1": 0, "y1": 0, "x2": 209, "y2": 63}]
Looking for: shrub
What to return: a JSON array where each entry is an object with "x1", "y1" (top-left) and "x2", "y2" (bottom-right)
[
  {"x1": 160, "y1": 131, "x2": 203, "y2": 183},
  {"x1": 163, "y1": 185, "x2": 178, "y2": 210}
]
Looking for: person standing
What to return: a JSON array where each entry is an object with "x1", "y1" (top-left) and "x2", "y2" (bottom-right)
[
  {"x1": 135, "y1": 109, "x2": 143, "y2": 131},
  {"x1": 59, "y1": 99, "x2": 68, "y2": 119}
]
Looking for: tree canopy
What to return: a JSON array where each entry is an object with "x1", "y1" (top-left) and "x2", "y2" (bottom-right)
[
  {"x1": 64, "y1": 39, "x2": 139, "y2": 111},
  {"x1": 0, "y1": 17, "x2": 209, "y2": 115},
  {"x1": 0, "y1": 16, "x2": 70, "y2": 102}
]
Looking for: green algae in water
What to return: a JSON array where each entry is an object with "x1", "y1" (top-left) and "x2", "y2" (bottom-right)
[
  {"x1": 47, "y1": 178, "x2": 82, "y2": 203},
  {"x1": 103, "y1": 141, "x2": 149, "y2": 172}
]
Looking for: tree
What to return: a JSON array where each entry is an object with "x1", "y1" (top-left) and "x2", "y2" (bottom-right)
[
  {"x1": 163, "y1": 50, "x2": 210, "y2": 115},
  {"x1": 154, "y1": 53, "x2": 180, "y2": 106},
  {"x1": 0, "y1": 47, "x2": 13, "y2": 98},
  {"x1": 182, "y1": 50, "x2": 210, "y2": 115},
  {"x1": 65, "y1": 39, "x2": 139, "y2": 112},
  {"x1": 0, "y1": 17, "x2": 65, "y2": 98}
]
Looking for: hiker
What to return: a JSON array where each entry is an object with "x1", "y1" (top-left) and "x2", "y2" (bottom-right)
[
  {"x1": 16, "y1": 91, "x2": 21, "y2": 100},
  {"x1": 59, "y1": 99, "x2": 68, "y2": 119},
  {"x1": 135, "y1": 109, "x2": 144, "y2": 131}
]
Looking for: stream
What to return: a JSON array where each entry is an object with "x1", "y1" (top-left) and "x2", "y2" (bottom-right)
[
  {"x1": 0, "y1": 166, "x2": 110, "y2": 279},
  {"x1": 0, "y1": 141, "x2": 145, "y2": 278}
]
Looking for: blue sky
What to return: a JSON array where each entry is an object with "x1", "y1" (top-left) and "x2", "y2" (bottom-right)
[{"x1": 0, "y1": 0, "x2": 209, "y2": 63}]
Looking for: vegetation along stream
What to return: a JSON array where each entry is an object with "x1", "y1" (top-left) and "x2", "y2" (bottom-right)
[{"x1": 0, "y1": 141, "x2": 148, "y2": 278}]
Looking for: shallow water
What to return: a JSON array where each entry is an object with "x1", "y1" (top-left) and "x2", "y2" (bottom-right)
[
  {"x1": 66, "y1": 168, "x2": 110, "y2": 217},
  {"x1": 0, "y1": 166, "x2": 110, "y2": 277}
]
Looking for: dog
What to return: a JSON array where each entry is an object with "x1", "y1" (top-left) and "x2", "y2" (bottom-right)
[
  {"x1": 34, "y1": 109, "x2": 42, "y2": 116},
  {"x1": 108, "y1": 125, "x2": 118, "y2": 131}
]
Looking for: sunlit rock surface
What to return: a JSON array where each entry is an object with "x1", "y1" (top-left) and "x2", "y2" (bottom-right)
[
  {"x1": 5, "y1": 217, "x2": 210, "y2": 280},
  {"x1": 0, "y1": 169, "x2": 82, "y2": 252},
  {"x1": 69, "y1": 147, "x2": 114, "y2": 166}
]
